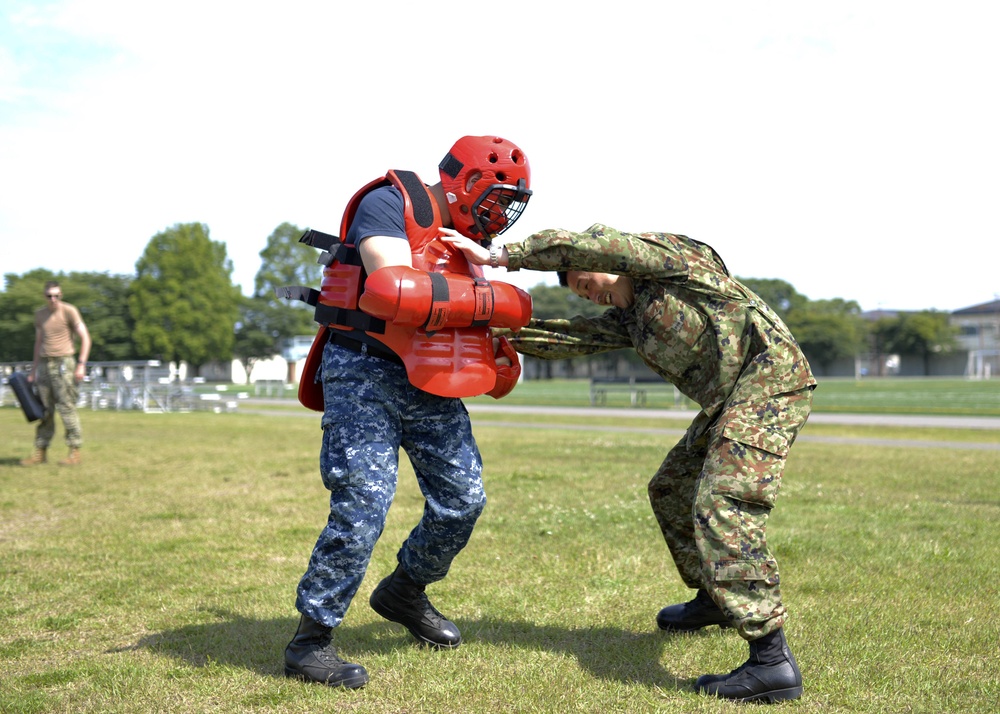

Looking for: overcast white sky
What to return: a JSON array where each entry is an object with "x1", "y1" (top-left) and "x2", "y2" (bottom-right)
[{"x1": 2, "y1": 1, "x2": 998, "y2": 312}]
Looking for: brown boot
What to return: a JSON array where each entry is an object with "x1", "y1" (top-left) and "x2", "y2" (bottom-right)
[
  {"x1": 21, "y1": 448, "x2": 47, "y2": 466},
  {"x1": 58, "y1": 447, "x2": 82, "y2": 466}
]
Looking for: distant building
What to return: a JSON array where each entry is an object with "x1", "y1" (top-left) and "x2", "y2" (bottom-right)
[
  {"x1": 951, "y1": 299, "x2": 1000, "y2": 379},
  {"x1": 202, "y1": 334, "x2": 316, "y2": 385},
  {"x1": 856, "y1": 299, "x2": 1000, "y2": 378}
]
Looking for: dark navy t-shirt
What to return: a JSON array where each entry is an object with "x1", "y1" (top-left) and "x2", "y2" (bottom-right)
[
  {"x1": 336, "y1": 185, "x2": 410, "y2": 354},
  {"x1": 346, "y1": 186, "x2": 408, "y2": 246}
]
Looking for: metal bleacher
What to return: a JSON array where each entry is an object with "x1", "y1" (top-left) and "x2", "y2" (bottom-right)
[
  {"x1": 1, "y1": 360, "x2": 240, "y2": 414},
  {"x1": 83, "y1": 360, "x2": 191, "y2": 413}
]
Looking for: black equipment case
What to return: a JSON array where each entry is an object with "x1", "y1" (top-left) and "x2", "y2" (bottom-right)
[{"x1": 9, "y1": 371, "x2": 45, "y2": 422}]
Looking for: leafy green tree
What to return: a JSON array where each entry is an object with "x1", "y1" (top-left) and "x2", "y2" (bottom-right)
[
  {"x1": 253, "y1": 222, "x2": 321, "y2": 338},
  {"x1": 526, "y1": 281, "x2": 870, "y2": 378},
  {"x1": 0, "y1": 269, "x2": 58, "y2": 362},
  {"x1": 63, "y1": 272, "x2": 139, "y2": 362},
  {"x1": 737, "y1": 277, "x2": 809, "y2": 320},
  {"x1": 873, "y1": 310, "x2": 958, "y2": 375},
  {"x1": 233, "y1": 294, "x2": 299, "y2": 381},
  {"x1": 525, "y1": 283, "x2": 630, "y2": 378},
  {"x1": 741, "y1": 280, "x2": 870, "y2": 372},
  {"x1": 129, "y1": 223, "x2": 242, "y2": 375},
  {"x1": 528, "y1": 283, "x2": 606, "y2": 320},
  {"x1": 254, "y1": 222, "x2": 321, "y2": 296},
  {"x1": 785, "y1": 298, "x2": 868, "y2": 373},
  {"x1": 2, "y1": 271, "x2": 140, "y2": 363}
]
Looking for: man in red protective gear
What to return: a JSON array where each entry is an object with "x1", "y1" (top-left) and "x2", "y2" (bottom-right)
[{"x1": 283, "y1": 136, "x2": 532, "y2": 689}]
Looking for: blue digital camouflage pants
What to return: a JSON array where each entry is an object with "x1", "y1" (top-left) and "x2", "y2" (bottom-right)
[
  {"x1": 648, "y1": 386, "x2": 813, "y2": 641},
  {"x1": 295, "y1": 341, "x2": 486, "y2": 628}
]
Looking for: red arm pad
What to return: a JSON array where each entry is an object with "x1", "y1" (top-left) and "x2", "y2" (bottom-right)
[{"x1": 359, "y1": 266, "x2": 532, "y2": 331}]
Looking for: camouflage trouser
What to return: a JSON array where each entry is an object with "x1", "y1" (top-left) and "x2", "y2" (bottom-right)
[
  {"x1": 34, "y1": 356, "x2": 83, "y2": 449},
  {"x1": 296, "y1": 341, "x2": 486, "y2": 628},
  {"x1": 648, "y1": 386, "x2": 813, "y2": 640}
]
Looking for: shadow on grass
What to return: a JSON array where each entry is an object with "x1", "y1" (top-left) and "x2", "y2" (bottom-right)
[
  {"x1": 463, "y1": 616, "x2": 695, "y2": 690},
  {"x1": 117, "y1": 609, "x2": 704, "y2": 691}
]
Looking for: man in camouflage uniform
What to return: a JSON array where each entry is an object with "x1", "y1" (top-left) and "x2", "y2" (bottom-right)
[
  {"x1": 443, "y1": 224, "x2": 816, "y2": 703},
  {"x1": 21, "y1": 280, "x2": 91, "y2": 467}
]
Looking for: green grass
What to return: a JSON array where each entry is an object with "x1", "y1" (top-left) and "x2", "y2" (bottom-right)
[
  {"x1": 808, "y1": 376, "x2": 1000, "y2": 415},
  {"x1": 461, "y1": 376, "x2": 1000, "y2": 416},
  {"x1": 1, "y1": 407, "x2": 998, "y2": 713}
]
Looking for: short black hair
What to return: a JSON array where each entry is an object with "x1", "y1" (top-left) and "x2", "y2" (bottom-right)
[{"x1": 557, "y1": 270, "x2": 568, "y2": 287}]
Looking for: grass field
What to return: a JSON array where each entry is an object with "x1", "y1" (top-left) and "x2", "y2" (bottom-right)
[
  {"x1": 149, "y1": 375, "x2": 1000, "y2": 416},
  {"x1": 1, "y1": 390, "x2": 999, "y2": 713},
  {"x1": 463, "y1": 376, "x2": 1000, "y2": 416}
]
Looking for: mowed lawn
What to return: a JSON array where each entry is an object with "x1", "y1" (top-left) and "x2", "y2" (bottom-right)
[
  {"x1": 465, "y1": 375, "x2": 1000, "y2": 416},
  {"x1": 1, "y1": 405, "x2": 998, "y2": 713}
]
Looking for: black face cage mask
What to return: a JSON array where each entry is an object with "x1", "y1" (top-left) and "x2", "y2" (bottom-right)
[{"x1": 471, "y1": 178, "x2": 532, "y2": 238}]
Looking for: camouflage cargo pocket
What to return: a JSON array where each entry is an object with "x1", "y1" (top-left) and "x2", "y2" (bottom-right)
[{"x1": 706, "y1": 419, "x2": 790, "y2": 510}]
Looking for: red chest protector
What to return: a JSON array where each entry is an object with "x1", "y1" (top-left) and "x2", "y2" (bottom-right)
[{"x1": 295, "y1": 169, "x2": 520, "y2": 410}]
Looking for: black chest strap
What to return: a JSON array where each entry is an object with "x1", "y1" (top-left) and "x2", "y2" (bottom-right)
[{"x1": 274, "y1": 285, "x2": 387, "y2": 334}]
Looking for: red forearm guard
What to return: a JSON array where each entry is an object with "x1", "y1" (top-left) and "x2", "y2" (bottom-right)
[{"x1": 359, "y1": 265, "x2": 532, "y2": 331}]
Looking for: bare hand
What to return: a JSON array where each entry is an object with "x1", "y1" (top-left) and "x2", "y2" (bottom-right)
[
  {"x1": 439, "y1": 228, "x2": 490, "y2": 266},
  {"x1": 492, "y1": 337, "x2": 512, "y2": 367}
]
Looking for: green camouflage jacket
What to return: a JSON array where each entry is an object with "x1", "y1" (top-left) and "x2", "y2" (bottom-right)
[{"x1": 504, "y1": 224, "x2": 816, "y2": 421}]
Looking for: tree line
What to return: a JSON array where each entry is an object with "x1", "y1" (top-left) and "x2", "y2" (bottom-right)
[
  {"x1": 0, "y1": 222, "x2": 958, "y2": 379},
  {"x1": 0, "y1": 222, "x2": 319, "y2": 378},
  {"x1": 527, "y1": 278, "x2": 959, "y2": 376}
]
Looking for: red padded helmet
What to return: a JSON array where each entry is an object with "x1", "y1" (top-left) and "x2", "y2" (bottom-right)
[{"x1": 438, "y1": 135, "x2": 531, "y2": 240}]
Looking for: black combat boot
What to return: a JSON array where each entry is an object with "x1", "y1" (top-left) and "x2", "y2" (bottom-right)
[
  {"x1": 656, "y1": 589, "x2": 734, "y2": 632},
  {"x1": 284, "y1": 614, "x2": 369, "y2": 689},
  {"x1": 369, "y1": 564, "x2": 462, "y2": 648},
  {"x1": 696, "y1": 628, "x2": 803, "y2": 703}
]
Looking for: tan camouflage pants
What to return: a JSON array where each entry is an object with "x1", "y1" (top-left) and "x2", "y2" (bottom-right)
[
  {"x1": 648, "y1": 386, "x2": 813, "y2": 640},
  {"x1": 34, "y1": 356, "x2": 83, "y2": 449}
]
